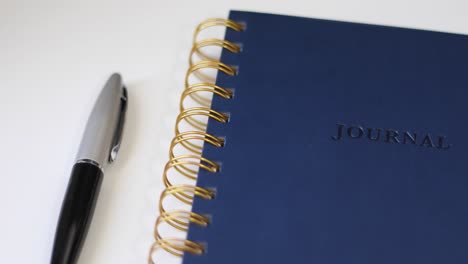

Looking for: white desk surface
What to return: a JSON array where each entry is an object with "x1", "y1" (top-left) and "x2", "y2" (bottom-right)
[{"x1": 1, "y1": 0, "x2": 468, "y2": 263}]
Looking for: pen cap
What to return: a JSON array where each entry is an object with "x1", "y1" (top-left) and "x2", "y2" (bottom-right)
[{"x1": 76, "y1": 73, "x2": 127, "y2": 170}]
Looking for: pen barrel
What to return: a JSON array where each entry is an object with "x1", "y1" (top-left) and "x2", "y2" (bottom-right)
[{"x1": 50, "y1": 163, "x2": 103, "y2": 264}]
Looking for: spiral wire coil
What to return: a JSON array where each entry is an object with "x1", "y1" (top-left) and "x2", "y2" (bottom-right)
[{"x1": 148, "y1": 18, "x2": 243, "y2": 263}]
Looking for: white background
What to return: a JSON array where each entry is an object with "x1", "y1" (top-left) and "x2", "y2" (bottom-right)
[{"x1": 1, "y1": 0, "x2": 468, "y2": 263}]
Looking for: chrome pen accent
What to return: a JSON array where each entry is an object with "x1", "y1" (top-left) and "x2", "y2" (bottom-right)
[{"x1": 76, "y1": 73, "x2": 128, "y2": 169}]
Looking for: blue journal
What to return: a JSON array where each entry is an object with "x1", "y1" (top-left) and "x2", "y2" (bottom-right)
[{"x1": 151, "y1": 10, "x2": 468, "y2": 264}]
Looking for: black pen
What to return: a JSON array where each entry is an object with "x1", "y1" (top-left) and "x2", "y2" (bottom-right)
[{"x1": 50, "y1": 73, "x2": 128, "y2": 264}]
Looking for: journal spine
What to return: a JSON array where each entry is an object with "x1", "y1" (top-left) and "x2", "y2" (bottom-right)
[{"x1": 149, "y1": 18, "x2": 243, "y2": 263}]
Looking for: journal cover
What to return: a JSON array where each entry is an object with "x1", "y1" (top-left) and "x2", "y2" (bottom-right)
[{"x1": 185, "y1": 11, "x2": 468, "y2": 263}]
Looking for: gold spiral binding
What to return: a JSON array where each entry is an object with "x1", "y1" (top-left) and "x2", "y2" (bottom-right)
[
  {"x1": 185, "y1": 60, "x2": 237, "y2": 91},
  {"x1": 192, "y1": 18, "x2": 244, "y2": 44},
  {"x1": 169, "y1": 131, "x2": 224, "y2": 176},
  {"x1": 149, "y1": 18, "x2": 243, "y2": 264},
  {"x1": 158, "y1": 185, "x2": 214, "y2": 229},
  {"x1": 181, "y1": 82, "x2": 233, "y2": 110},
  {"x1": 171, "y1": 131, "x2": 224, "y2": 156},
  {"x1": 162, "y1": 155, "x2": 219, "y2": 203},
  {"x1": 175, "y1": 107, "x2": 229, "y2": 135},
  {"x1": 189, "y1": 38, "x2": 241, "y2": 66}
]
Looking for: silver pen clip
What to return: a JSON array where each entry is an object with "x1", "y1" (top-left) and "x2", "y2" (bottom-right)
[{"x1": 109, "y1": 87, "x2": 127, "y2": 163}]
